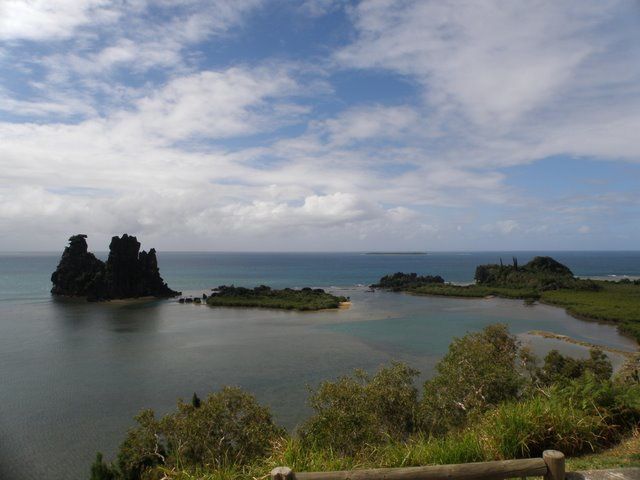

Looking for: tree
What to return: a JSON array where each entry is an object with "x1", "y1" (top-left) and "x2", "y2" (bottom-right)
[
  {"x1": 89, "y1": 452, "x2": 115, "y2": 480},
  {"x1": 113, "y1": 387, "x2": 284, "y2": 479},
  {"x1": 299, "y1": 363, "x2": 419, "y2": 455},
  {"x1": 537, "y1": 348, "x2": 612, "y2": 386},
  {"x1": 191, "y1": 392, "x2": 201, "y2": 409},
  {"x1": 419, "y1": 324, "x2": 523, "y2": 434}
]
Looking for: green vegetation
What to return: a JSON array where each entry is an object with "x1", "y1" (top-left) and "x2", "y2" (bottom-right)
[
  {"x1": 541, "y1": 282, "x2": 640, "y2": 341},
  {"x1": 92, "y1": 324, "x2": 640, "y2": 480},
  {"x1": 372, "y1": 272, "x2": 444, "y2": 291},
  {"x1": 536, "y1": 348, "x2": 613, "y2": 386},
  {"x1": 205, "y1": 285, "x2": 348, "y2": 311},
  {"x1": 298, "y1": 363, "x2": 419, "y2": 455},
  {"x1": 474, "y1": 256, "x2": 586, "y2": 291},
  {"x1": 374, "y1": 257, "x2": 640, "y2": 342}
]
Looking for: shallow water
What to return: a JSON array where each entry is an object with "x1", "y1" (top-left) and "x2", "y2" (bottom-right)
[{"x1": 0, "y1": 252, "x2": 638, "y2": 480}]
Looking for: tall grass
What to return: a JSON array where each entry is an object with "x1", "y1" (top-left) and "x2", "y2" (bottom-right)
[{"x1": 481, "y1": 396, "x2": 609, "y2": 459}]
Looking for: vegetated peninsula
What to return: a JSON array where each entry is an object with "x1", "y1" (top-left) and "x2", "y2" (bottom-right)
[
  {"x1": 373, "y1": 256, "x2": 640, "y2": 342},
  {"x1": 51, "y1": 234, "x2": 180, "y2": 301},
  {"x1": 205, "y1": 285, "x2": 349, "y2": 311}
]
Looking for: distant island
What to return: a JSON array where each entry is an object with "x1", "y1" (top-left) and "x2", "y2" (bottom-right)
[
  {"x1": 373, "y1": 256, "x2": 640, "y2": 343},
  {"x1": 51, "y1": 234, "x2": 180, "y2": 301},
  {"x1": 365, "y1": 252, "x2": 428, "y2": 255},
  {"x1": 204, "y1": 285, "x2": 349, "y2": 311}
]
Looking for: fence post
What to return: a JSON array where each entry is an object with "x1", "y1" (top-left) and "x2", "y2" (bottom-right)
[
  {"x1": 271, "y1": 466, "x2": 294, "y2": 480},
  {"x1": 543, "y1": 450, "x2": 565, "y2": 480}
]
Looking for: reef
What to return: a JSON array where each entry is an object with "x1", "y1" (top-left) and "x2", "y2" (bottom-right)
[{"x1": 51, "y1": 234, "x2": 180, "y2": 301}]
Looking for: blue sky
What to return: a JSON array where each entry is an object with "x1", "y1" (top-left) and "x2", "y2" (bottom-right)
[{"x1": 0, "y1": 0, "x2": 639, "y2": 251}]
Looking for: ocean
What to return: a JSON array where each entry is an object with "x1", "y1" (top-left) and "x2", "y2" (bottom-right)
[{"x1": 0, "y1": 251, "x2": 639, "y2": 480}]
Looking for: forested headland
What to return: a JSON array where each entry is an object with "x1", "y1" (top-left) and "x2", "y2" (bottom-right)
[{"x1": 373, "y1": 256, "x2": 640, "y2": 342}]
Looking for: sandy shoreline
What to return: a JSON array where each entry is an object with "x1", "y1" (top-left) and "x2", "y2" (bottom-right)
[{"x1": 526, "y1": 329, "x2": 640, "y2": 376}]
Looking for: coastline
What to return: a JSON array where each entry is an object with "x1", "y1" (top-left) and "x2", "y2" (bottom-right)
[
  {"x1": 526, "y1": 329, "x2": 638, "y2": 357},
  {"x1": 399, "y1": 285, "x2": 640, "y2": 346},
  {"x1": 526, "y1": 329, "x2": 640, "y2": 376}
]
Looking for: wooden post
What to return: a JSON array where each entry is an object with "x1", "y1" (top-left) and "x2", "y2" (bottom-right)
[
  {"x1": 543, "y1": 450, "x2": 565, "y2": 480},
  {"x1": 272, "y1": 467, "x2": 294, "y2": 480}
]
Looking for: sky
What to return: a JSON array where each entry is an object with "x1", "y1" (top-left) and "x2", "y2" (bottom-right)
[{"x1": 0, "y1": 0, "x2": 639, "y2": 252}]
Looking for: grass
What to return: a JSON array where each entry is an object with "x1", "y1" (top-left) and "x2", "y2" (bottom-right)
[
  {"x1": 566, "y1": 429, "x2": 640, "y2": 470},
  {"x1": 156, "y1": 379, "x2": 640, "y2": 480},
  {"x1": 161, "y1": 430, "x2": 640, "y2": 480},
  {"x1": 408, "y1": 281, "x2": 640, "y2": 343},
  {"x1": 206, "y1": 286, "x2": 349, "y2": 311}
]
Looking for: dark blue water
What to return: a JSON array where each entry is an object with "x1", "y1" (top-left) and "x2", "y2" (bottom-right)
[
  {"x1": 0, "y1": 252, "x2": 638, "y2": 480},
  {"x1": 3, "y1": 251, "x2": 640, "y2": 302}
]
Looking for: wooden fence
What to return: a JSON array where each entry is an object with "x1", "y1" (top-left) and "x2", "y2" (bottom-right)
[{"x1": 271, "y1": 450, "x2": 565, "y2": 480}]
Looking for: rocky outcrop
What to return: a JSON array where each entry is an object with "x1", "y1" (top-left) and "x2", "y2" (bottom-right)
[
  {"x1": 50, "y1": 235, "x2": 105, "y2": 297},
  {"x1": 51, "y1": 234, "x2": 180, "y2": 301}
]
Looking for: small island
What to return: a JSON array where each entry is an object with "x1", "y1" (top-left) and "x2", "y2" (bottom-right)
[
  {"x1": 373, "y1": 256, "x2": 640, "y2": 342},
  {"x1": 205, "y1": 285, "x2": 349, "y2": 311},
  {"x1": 365, "y1": 252, "x2": 428, "y2": 255},
  {"x1": 371, "y1": 272, "x2": 444, "y2": 290},
  {"x1": 51, "y1": 234, "x2": 180, "y2": 301}
]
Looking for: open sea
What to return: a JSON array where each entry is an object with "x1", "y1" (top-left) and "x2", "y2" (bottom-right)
[{"x1": 1, "y1": 251, "x2": 639, "y2": 480}]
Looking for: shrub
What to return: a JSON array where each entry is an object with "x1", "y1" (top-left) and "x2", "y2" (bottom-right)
[
  {"x1": 536, "y1": 349, "x2": 612, "y2": 386},
  {"x1": 299, "y1": 363, "x2": 419, "y2": 455},
  {"x1": 115, "y1": 387, "x2": 284, "y2": 479},
  {"x1": 419, "y1": 324, "x2": 523, "y2": 434},
  {"x1": 482, "y1": 395, "x2": 608, "y2": 458},
  {"x1": 90, "y1": 452, "x2": 116, "y2": 480},
  {"x1": 483, "y1": 375, "x2": 640, "y2": 459},
  {"x1": 117, "y1": 410, "x2": 165, "y2": 480}
]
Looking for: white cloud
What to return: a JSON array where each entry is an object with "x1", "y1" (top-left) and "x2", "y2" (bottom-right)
[
  {"x1": 319, "y1": 105, "x2": 419, "y2": 146},
  {"x1": 0, "y1": 0, "x2": 265, "y2": 121},
  {"x1": 336, "y1": 0, "x2": 640, "y2": 167},
  {"x1": 0, "y1": 1, "x2": 638, "y2": 250},
  {"x1": 115, "y1": 66, "x2": 304, "y2": 143},
  {"x1": 482, "y1": 220, "x2": 520, "y2": 235},
  {"x1": 0, "y1": 0, "x2": 119, "y2": 41},
  {"x1": 337, "y1": 1, "x2": 610, "y2": 126}
]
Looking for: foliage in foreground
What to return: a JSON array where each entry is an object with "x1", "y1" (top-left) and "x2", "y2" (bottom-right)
[
  {"x1": 96, "y1": 387, "x2": 284, "y2": 480},
  {"x1": 420, "y1": 324, "x2": 525, "y2": 433},
  {"x1": 206, "y1": 285, "x2": 348, "y2": 311},
  {"x1": 92, "y1": 325, "x2": 640, "y2": 480},
  {"x1": 298, "y1": 363, "x2": 419, "y2": 455}
]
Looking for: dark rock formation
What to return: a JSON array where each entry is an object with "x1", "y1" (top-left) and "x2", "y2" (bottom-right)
[
  {"x1": 51, "y1": 234, "x2": 180, "y2": 301},
  {"x1": 50, "y1": 235, "x2": 104, "y2": 297}
]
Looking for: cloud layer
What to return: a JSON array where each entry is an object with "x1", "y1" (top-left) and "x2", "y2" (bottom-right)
[{"x1": 1, "y1": 0, "x2": 638, "y2": 250}]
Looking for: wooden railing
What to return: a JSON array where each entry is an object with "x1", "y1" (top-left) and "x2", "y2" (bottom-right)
[{"x1": 271, "y1": 450, "x2": 565, "y2": 480}]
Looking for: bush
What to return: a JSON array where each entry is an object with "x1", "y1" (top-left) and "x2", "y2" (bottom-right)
[
  {"x1": 482, "y1": 395, "x2": 606, "y2": 458},
  {"x1": 299, "y1": 363, "x2": 419, "y2": 455},
  {"x1": 116, "y1": 387, "x2": 284, "y2": 479},
  {"x1": 117, "y1": 410, "x2": 165, "y2": 480},
  {"x1": 536, "y1": 349, "x2": 613, "y2": 386},
  {"x1": 90, "y1": 452, "x2": 116, "y2": 480},
  {"x1": 419, "y1": 324, "x2": 523, "y2": 434},
  {"x1": 483, "y1": 375, "x2": 640, "y2": 459}
]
